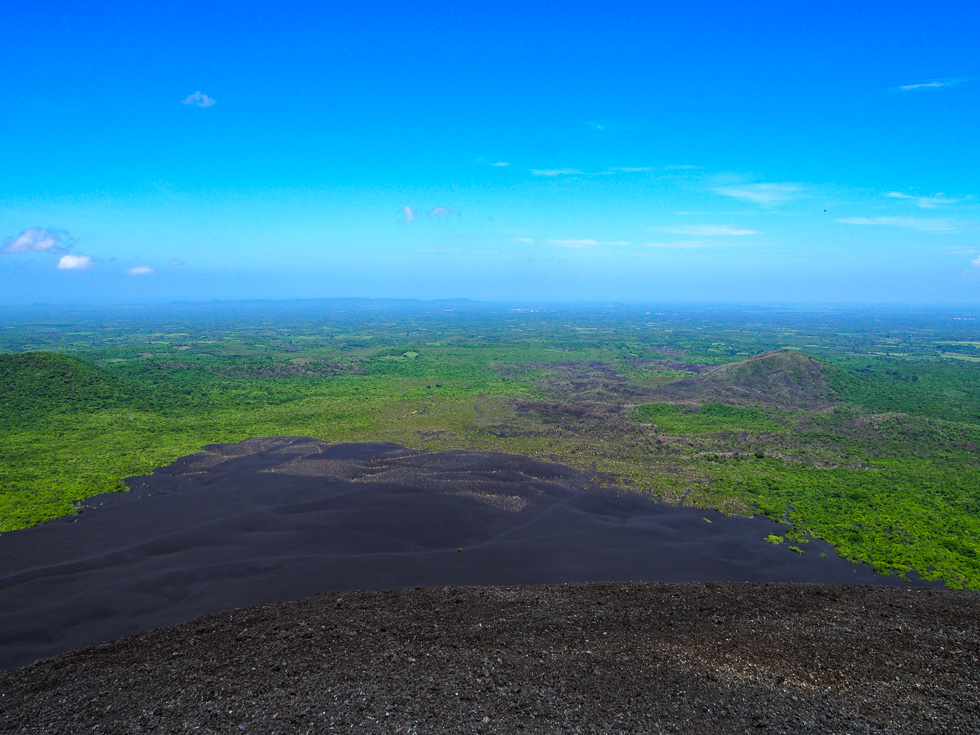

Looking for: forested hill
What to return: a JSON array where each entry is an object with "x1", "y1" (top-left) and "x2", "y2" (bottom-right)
[{"x1": 0, "y1": 352, "x2": 129, "y2": 423}]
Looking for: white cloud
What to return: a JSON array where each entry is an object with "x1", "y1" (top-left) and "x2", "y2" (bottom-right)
[
  {"x1": 837, "y1": 216, "x2": 959, "y2": 233},
  {"x1": 607, "y1": 166, "x2": 653, "y2": 173},
  {"x1": 1, "y1": 227, "x2": 71, "y2": 255},
  {"x1": 530, "y1": 168, "x2": 584, "y2": 177},
  {"x1": 429, "y1": 207, "x2": 454, "y2": 220},
  {"x1": 897, "y1": 78, "x2": 966, "y2": 92},
  {"x1": 181, "y1": 91, "x2": 216, "y2": 107},
  {"x1": 128, "y1": 266, "x2": 153, "y2": 275},
  {"x1": 884, "y1": 191, "x2": 965, "y2": 209},
  {"x1": 3, "y1": 227, "x2": 95, "y2": 269},
  {"x1": 490, "y1": 161, "x2": 510, "y2": 167},
  {"x1": 713, "y1": 183, "x2": 803, "y2": 206},
  {"x1": 548, "y1": 239, "x2": 629, "y2": 248},
  {"x1": 514, "y1": 237, "x2": 535, "y2": 244},
  {"x1": 169, "y1": 259, "x2": 184, "y2": 267},
  {"x1": 663, "y1": 224, "x2": 758, "y2": 236},
  {"x1": 57, "y1": 254, "x2": 93, "y2": 270}
]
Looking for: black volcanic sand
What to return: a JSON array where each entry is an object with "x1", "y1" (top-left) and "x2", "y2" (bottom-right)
[
  {"x1": 1, "y1": 437, "x2": 925, "y2": 672},
  {"x1": 2, "y1": 583, "x2": 978, "y2": 733}
]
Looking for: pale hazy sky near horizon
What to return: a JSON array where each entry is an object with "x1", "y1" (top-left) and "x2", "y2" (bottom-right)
[{"x1": 2, "y1": 1, "x2": 979, "y2": 305}]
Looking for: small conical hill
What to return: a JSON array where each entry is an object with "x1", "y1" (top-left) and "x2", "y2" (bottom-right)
[{"x1": 649, "y1": 349, "x2": 847, "y2": 409}]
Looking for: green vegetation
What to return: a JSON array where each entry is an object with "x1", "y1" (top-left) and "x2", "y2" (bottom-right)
[
  {"x1": 634, "y1": 403, "x2": 785, "y2": 434},
  {"x1": 1, "y1": 301, "x2": 978, "y2": 588}
]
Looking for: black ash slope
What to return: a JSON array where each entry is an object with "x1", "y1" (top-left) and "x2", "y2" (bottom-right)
[{"x1": 0, "y1": 437, "x2": 918, "y2": 671}]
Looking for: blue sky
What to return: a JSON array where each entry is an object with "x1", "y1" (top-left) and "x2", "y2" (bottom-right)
[{"x1": 2, "y1": 1, "x2": 979, "y2": 305}]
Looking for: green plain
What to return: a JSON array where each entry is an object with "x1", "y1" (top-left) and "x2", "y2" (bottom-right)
[{"x1": 1, "y1": 302, "x2": 978, "y2": 588}]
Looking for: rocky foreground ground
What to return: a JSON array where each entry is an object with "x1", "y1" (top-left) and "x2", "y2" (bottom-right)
[{"x1": 2, "y1": 581, "x2": 977, "y2": 734}]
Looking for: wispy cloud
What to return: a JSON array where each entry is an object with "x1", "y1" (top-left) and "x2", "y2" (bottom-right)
[
  {"x1": 646, "y1": 241, "x2": 716, "y2": 249},
  {"x1": 1, "y1": 227, "x2": 72, "y2": 255},
  {"x1": 530, "y1": 168, "x2": 585, "y2": 177},
  {"x1": 530, "y1": 165, "x2": 657, "y2": 177},
  {"x1": 885, "y1": 191, "x2": 966, "y2": 209},
  {"x1": 663, "y1": 224, "x2": 758, "y2": 237},
  {"x1": 57, "y1": 254, "x2": 93, "y2": 270},
  {"x1": 169, "y1": 259, "x2": 184, "y2": 267},
  {"x1": 664, "y1": 164, "x2": 701, "y2": 170},
  {"x1": 896, "y1": 78, "x2": 967, "y2": 92},
  {"x1": 399, "y1": 206, "x2": 456, "y2": 222},
  {"x1": 490, "y1": 161, "x2": 510, "y2": 167},
  {"x1": 713, "y1": 183, "x2": 803, "y2": 206},
  {"x1": 181, "y1": 91, "x2": 216, "y2": 107},
  {"x1": 128, "y1": 266, "x2": 153, "y2": 275},
  {"x1": 584, "y1": 119, "x2": 645, "y2": 134},
  {"x1": 534, "y1": 165, "x2": 657, "y2": 175},
  {"x1": 973, "y1": 255, "x2": 980, "y2": 267},
  {"x1": 645, "y1": 240, "x2": 763, "y2": 249},
  {"x1": 429, "y1": 207, "x2": 454, "y2": 220},
  {"x1": 548, "y1": 239, "x2": 629, "y2": 248},
  {"x1": 837, "y1": 216, "x2": 959, "y2": 233},
  {"x1": 412, "y1": 247, "x2": 504, "y2": 255},
  {"x1": 399, "y1": 206, "x2": 421, "y2": 223}
]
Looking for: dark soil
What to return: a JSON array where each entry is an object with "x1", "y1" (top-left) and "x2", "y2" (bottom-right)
[{"x1": 1, "y1": 582, "x2": 977, "y2": 734}]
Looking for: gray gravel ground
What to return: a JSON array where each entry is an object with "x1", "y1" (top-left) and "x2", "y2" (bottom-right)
[{"x1": 2, "y1": 581, "x2": 978, "y2": 734}]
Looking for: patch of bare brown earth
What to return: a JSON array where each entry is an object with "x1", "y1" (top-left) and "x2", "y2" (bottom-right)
[{"x1": 1, "y1": 582, "x2": 977, "y2": 734}]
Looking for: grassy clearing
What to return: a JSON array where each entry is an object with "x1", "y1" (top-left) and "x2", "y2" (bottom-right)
[
  {"x1": 633, "y1": 402, "x2": 787, "y2": 435},
  {"x1": 941, "y1": 352, "x2": 980, "y2": 362}
]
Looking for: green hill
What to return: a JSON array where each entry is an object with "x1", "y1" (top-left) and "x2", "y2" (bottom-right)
[
  {"x1": 650, "y1": 349, "x2": 849, "y2": 410},
  {"x1": 0, "y1": 352, "x2": 128, "y2": 423}
]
